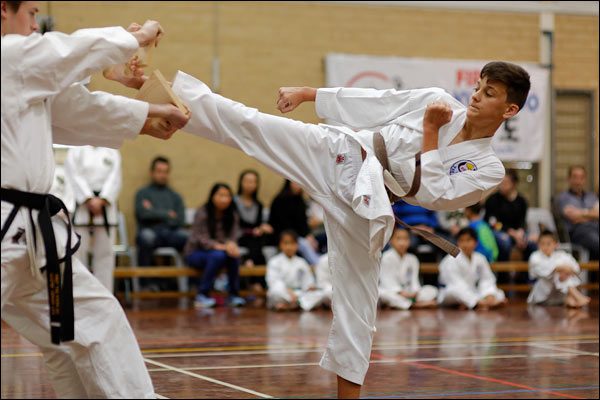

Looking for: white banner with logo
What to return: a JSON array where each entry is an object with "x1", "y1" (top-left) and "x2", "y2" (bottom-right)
[{"x1": 325, "y1": 54, "x2": 549, "y2": 162}]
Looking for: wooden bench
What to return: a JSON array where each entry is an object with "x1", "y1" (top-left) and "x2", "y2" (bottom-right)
[{"x1": 114, "y1": 262, "x2": 598, "y2": 301}]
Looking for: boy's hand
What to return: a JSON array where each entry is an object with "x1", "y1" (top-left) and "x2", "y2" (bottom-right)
[
  {"x1": 424, "y1": 101, "x2": 453, "y2": 130},
  {"x1": 277, "y1": 87, "x2": 315, "y2": 113}
]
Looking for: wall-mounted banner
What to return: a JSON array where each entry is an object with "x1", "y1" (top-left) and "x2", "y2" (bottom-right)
[{"x1": 325, "y1": 54, "x2": 549, "y2": 162}]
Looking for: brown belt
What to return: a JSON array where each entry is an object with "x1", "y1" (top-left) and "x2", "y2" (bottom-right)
[{"x1": 361, "y1": 132, "x2": 460, "y2": 258}]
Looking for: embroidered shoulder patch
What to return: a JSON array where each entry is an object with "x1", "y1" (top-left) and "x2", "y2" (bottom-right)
[{"x1": 449, "y1": 160, "x2": 478, "y2": 175}]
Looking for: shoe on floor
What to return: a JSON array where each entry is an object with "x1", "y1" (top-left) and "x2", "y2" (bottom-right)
[
  {"x1": 228, "y1": 296, "x2": 246, "y2": 307},
  {"x1": 194, "y1": 294, "x2": 216, "y2": 308}
]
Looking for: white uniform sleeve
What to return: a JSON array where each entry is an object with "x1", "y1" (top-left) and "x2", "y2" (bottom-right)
[
  {"x1": 438, "y1": 255, "x2": 462, "y2": 287},
  {"x1": 64, "y1": 148, "x2": 94, "y2": 205},
  {"x1": 528, "y1": 251, "x2": 553, "y2": 280},
  {"x1": 299, "y1": 262, "x2": 316, "y2": 291},
  {"x1": 266, "y1": 257, "x2": 287, "y2": 291},
  {"x1": 2, "y1": 27, "x2": 138, "y2": 108},
  {"x1": 557, "y1": 252, "x2": 581, "y2": 274},
  {"x1": 417, "y1": 151, "x2": 505, "y2": 211},
  {"x1": 51, "y1": 83, "x2": 148, "y2": 148},
  {"x1": 99, "y1": 151, "x2": 122, "y2": 205},
  {"x1": 315, "y1": 87, "x2": 447, "y2": 129},
  {"x1": 408, "y1": 254, "x2": 422, "y2": 293},
  {"x1": 475, "y1": 253, "x2": 499, "y2": 296}
]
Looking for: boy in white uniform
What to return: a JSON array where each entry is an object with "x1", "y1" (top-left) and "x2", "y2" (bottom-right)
[
  {"x1": 1, "y1": 2, "x2": 189, "y2": 397},
  {"x1": 438, "y1": 227, "x2": 506, "y2": 310},
  {"x1": 379, "y1": 228, "x2": 438, "y2": 309},
  {"x1": 65, "y1": 146, "x2": 121, "y2": 292},
  {"x1": 267, "y1": 230, "x2": 328, "y2": 311},
  {"x1": 171, "y1": 60, "x2": 530, "y2": 397},
  {"x1": 527, "y1": 230, "x2": 590, "y2": 307}
]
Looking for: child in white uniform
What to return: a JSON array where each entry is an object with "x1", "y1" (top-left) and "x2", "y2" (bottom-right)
[
  {"x1": 527, "y1": 230, "x2": 590, "y2": 307},
  {"x1": 379, "y1": 228, "x2": 438, "y2": 309},
  {"x1": 266, "y1": 230, "x2": 328, "y2": 311},
  {"x1": 438, "y1": 227, "x2": 506, "y2": 310}
]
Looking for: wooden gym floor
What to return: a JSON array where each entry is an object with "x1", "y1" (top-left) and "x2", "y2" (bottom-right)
[{"x1": 2, "y1": 293, "x2": 598, "y2": 399}]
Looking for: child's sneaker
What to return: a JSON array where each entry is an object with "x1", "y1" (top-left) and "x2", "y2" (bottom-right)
[
  {"x1": 194, "y1": 294, "x2": 216, "y2": 308},
  {"x1": 228, "y1": 296, "x2": 246, "y2": 307}
]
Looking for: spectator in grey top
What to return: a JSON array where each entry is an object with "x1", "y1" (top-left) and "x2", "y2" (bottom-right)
[
  {"x1": 135, "y1": 156, "x2": 189, "y2": 267},
  {"x1": 556, "y1": 165, "x2": 599, "y2": 260}
]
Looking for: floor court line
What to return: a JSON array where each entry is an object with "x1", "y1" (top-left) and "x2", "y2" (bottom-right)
[
  {"x1": 140, "y1": 338, "x2": 599, "y2": 359},
  {"x1": 144, "y1": 351, "x2": 593, "y2": 373},
  {"x1": 360, "y1": 386, "x2": 600, "y2": 399},
  {"x1": 144, "y1": 358, "x2": 274, "y2": 399},
  {"x1": 403, "y1": 360, "x2": 585, "y2": 399},
  {"x1": 3, "y1": 339, "x2": 598, "y2": 360},
  {"x1": 528, "y1": 342, "x2": 599, "y2": 356},
  {"x1": 154, "y1": 394, "x2": 170, "y2": 399}
]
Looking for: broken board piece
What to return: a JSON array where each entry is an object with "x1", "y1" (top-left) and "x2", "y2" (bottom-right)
[{"x1": 135, "y1": 70, "x2": 190, "y2": 125}]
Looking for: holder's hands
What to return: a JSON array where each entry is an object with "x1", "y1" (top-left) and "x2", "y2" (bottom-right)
[{"x1": 141, "y1": 104, "x2": 190, "y2": 140}]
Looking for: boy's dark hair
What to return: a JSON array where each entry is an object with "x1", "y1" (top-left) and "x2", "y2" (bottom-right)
[
  {"x1": 480, "y1": 61, "x2": 531, "y2": 111},
  {"x1": 150, "y1": 156, "x2": 170, "y2": 171},
  {"x1": 539, "y1": 229, "x2": 558, "y2": 242},
  {"x1": 457, "y1": 227, "x2": 478, "y2": 241},
  {"x1": 466, "y1": 202, "x2": 482, "y2": 215},
  {"x1": 5, "y1": 1, "x2": 23, "y2": 12},
  {"x1": 279, "y1": 229, "x2": 298, "y2": 243}
]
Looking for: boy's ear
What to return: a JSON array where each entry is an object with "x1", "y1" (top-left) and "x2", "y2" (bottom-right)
[{"x1": 503, "y1": 103, "x2": 520, "y2": 120}]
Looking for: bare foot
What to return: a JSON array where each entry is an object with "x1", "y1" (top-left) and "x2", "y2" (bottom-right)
[
  {"x1": 103, "y1": 58, "x2": 147, "y2": 89},
  {"x1": 413, "y1": 300, "x2": 437, "y2": 309},
  {"x1": 566, "y1": 296, "x2": 580, "y2": 308}
]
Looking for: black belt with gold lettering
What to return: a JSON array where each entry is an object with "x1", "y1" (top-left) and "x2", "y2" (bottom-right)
[{"x1": 1, "y1": 188, "x2": 77, "y2": 344}]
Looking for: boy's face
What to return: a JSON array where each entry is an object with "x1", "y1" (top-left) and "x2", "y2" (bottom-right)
[
  {"x1": 467, "y1": 76, "x2": 519, "y2": 124},
  {"x1": 280, "y1": 235, "x2": 298, "y2": 258},
  {"x1": 457, "y1": 234, "x2": 477, "y2": 256},
  {"x1": 538, "y1": 235, "x2": 558, "y2": 257},
  {"x1": 390, "y1": 229, "x2": 410, "y2": 254},
  {"x1": 1, "y1": 1, "x2": 40, "y2": 36}
]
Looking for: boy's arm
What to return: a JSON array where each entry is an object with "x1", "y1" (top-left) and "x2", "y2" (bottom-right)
[{"x1": 278, "y1": 86, "x2": 448, "y2": 129}]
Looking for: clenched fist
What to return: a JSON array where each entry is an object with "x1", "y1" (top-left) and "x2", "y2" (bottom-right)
[{"x1": 424, "y1": 101, "x2": 453, "y2": 130}]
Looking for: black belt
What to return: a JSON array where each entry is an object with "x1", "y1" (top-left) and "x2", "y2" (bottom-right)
[{"x1": 1, "y1": 188, "x2": 77, "y2": 344}]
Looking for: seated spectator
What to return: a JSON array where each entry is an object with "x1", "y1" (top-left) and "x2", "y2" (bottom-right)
[
  {"x1": 184, "y1": 183, "x2": 245, "y2": 308},
  {"x1": 556, "y1": 165, "x2": 599, "y2": 260},
  {"x1": 379, "y1": 228, "x2": 438, "y2": 310},
  {"x1": 437, "y1": 228, "x2": 507, "y2": 310},
  {"x1": 527, "y1": 230, "x2": 590, "y2": 308},
  {"x1": 392, "y1": 199, "x2": 451, "y2": 260},
  {"x1": 484, "y1": 169, "x2": 537, "y2": 261},
  {"x1": 465, "y1": 203, "x2": 499, "y2": 262},
  {"x1": 234, "y1": 169, "x2": 273, "y2": 266},
  {"x1": 135, "y1": 156, "x2": 189, "y2": 267},
  {"x1": 268, "y1": 180, "x2": 320, "y2": 265},
  {"x1": 315, "y1": 253, "x2": 332, "y2": 308},
  {"x1": 266, "y1": 230, "x2": 328, "y2": 311}
]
